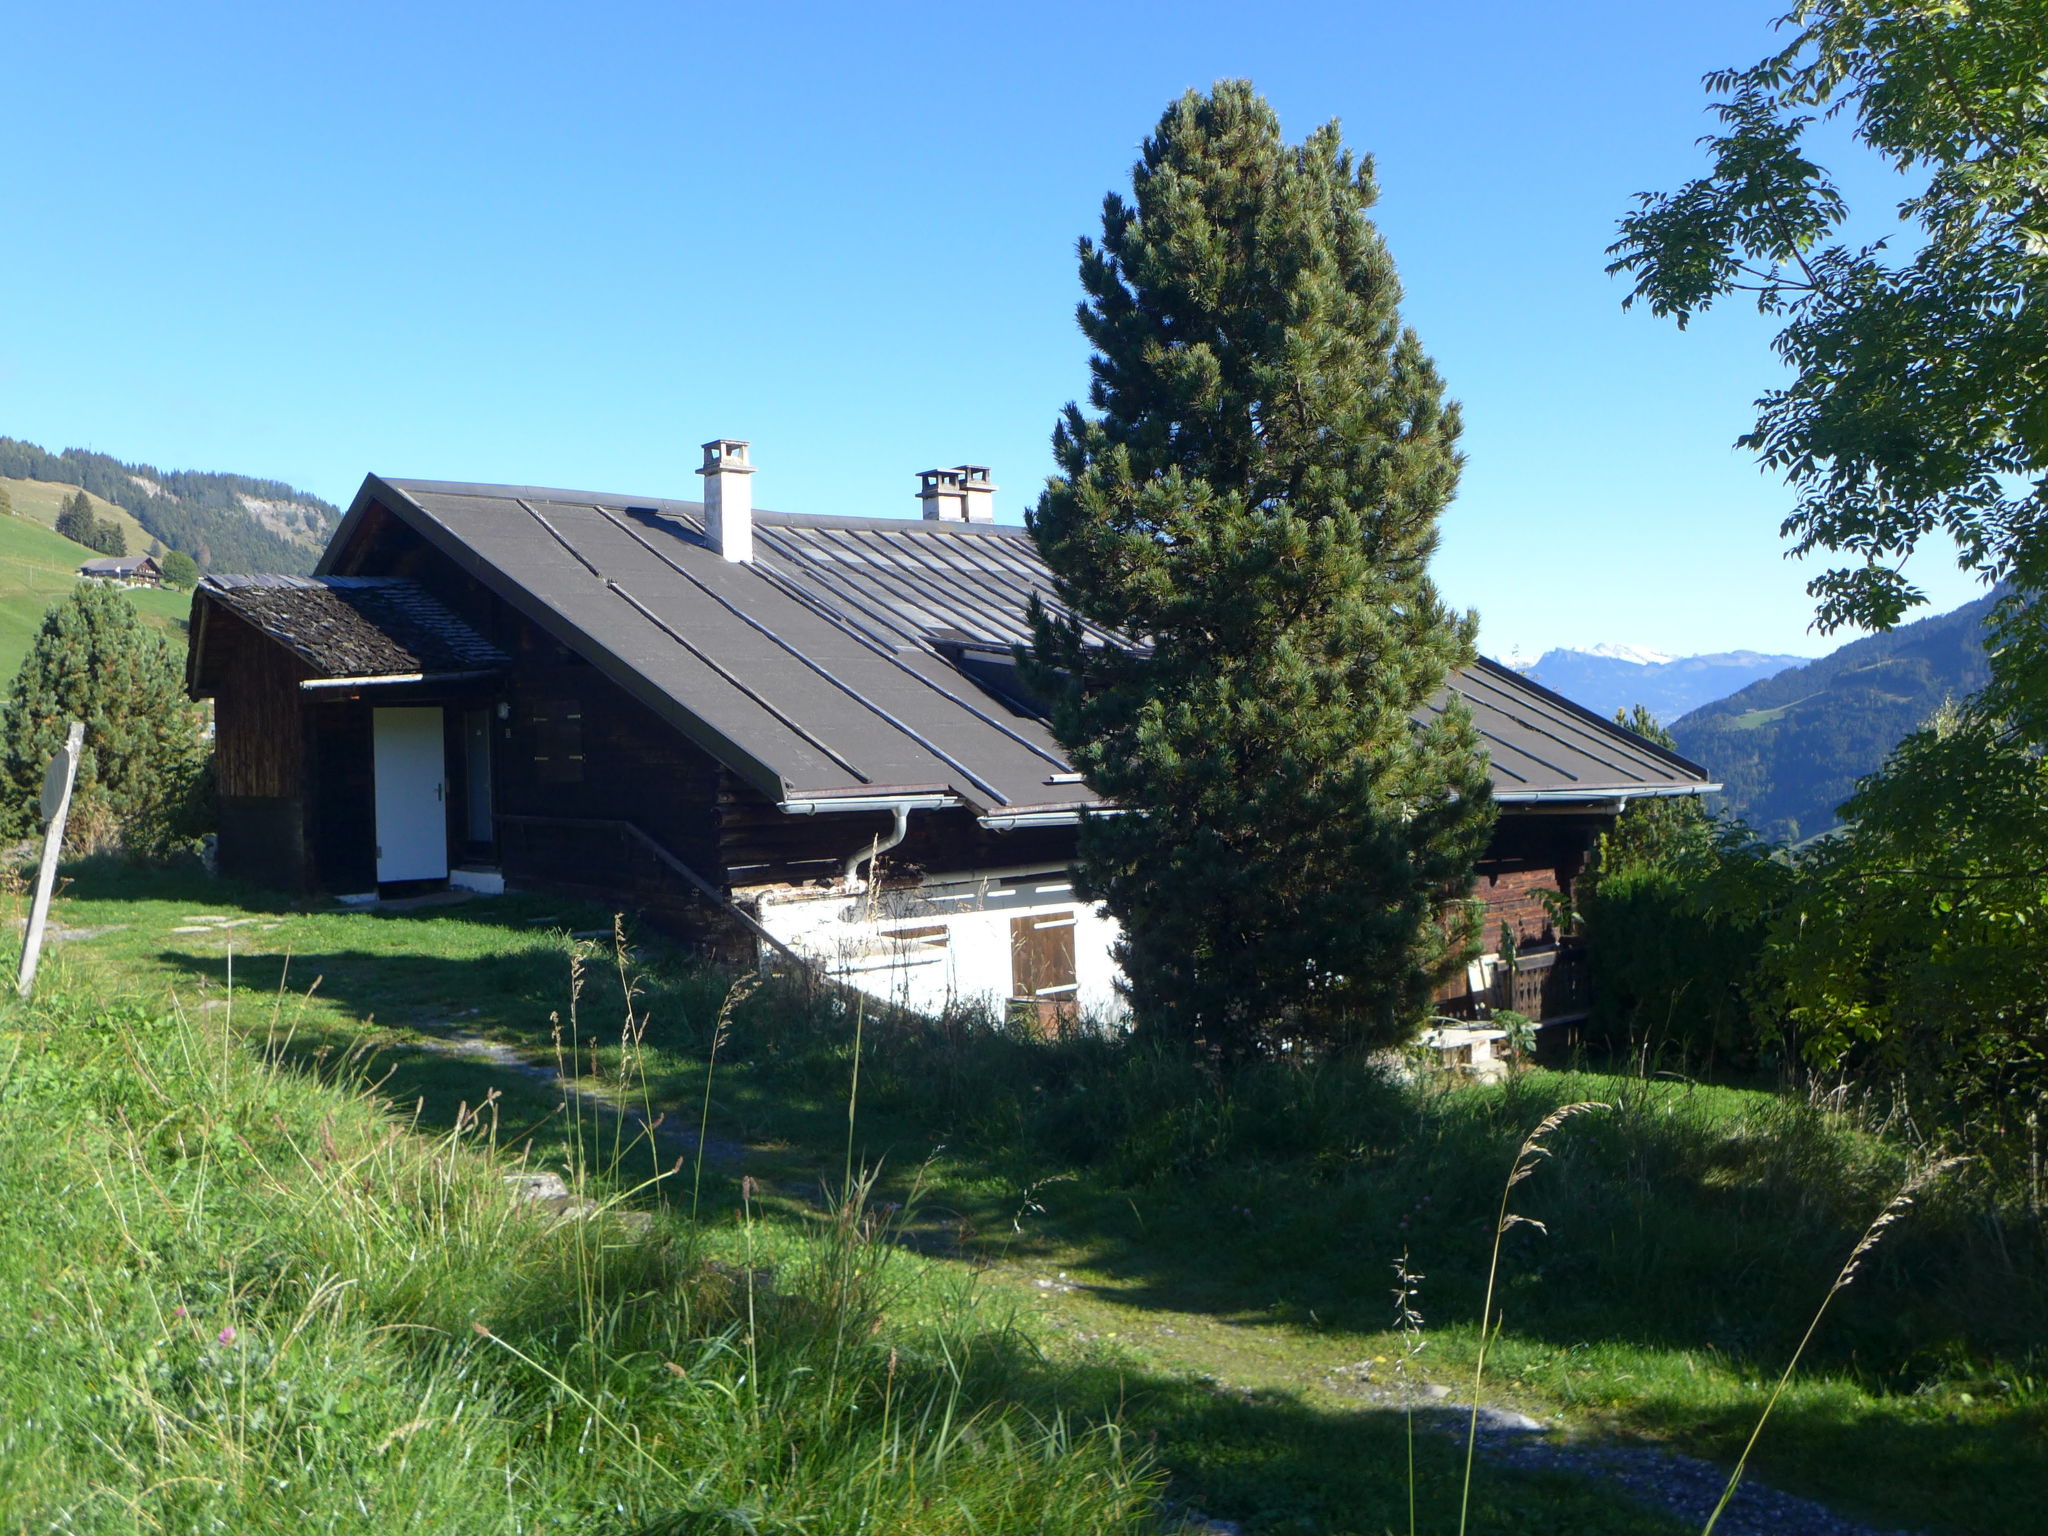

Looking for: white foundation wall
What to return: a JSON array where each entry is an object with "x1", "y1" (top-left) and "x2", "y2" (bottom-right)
[{"x1": 747, "y1": 874, "x2": 1127, "y2": 1023}]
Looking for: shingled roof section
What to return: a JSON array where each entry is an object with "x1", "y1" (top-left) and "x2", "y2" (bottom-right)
[
  {"x1": 198, "y1": 574, "x2": 508, "y2": 679},
  {"x1": 316, "y1": 477, "x2": 1713, "y2": 817}
]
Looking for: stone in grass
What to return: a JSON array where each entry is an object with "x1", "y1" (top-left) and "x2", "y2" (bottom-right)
[{"x1": 502, "y1": 1171, "x2": 654, "y2": 1233}]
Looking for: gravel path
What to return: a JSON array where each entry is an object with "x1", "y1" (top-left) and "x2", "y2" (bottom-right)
[{"x1": 1461, "y1": 1414, "x2": 1924, "y2": 1536}]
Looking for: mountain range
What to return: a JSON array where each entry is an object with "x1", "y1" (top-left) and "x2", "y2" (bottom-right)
[
  {"x1": 0, "y1": 436, "x2": 338, "y2": 574},
  {"x1": 1667, "y1": 590, "x2": 1999, "y2": 842},
  {"x1": 1510, "y1": 645, "x2": 1810, "y2": 724}
]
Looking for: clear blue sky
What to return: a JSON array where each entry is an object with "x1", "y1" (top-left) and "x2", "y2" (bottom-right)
[{"x1": 0, "y1": 0, "x2": 1988, "y2": 660}]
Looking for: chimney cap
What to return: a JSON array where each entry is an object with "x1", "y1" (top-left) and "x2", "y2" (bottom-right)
[{"x1": 699, "y1": 439, "x2": 755, "y2": 473}]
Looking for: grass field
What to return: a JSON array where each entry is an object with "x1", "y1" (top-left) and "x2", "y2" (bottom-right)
[
  {"x1": 0, "y1": 504, "x2": 191, "y2": 682},
  {"x1": 15, "y1": 862, "x2": 2044, "y2": 1534}
]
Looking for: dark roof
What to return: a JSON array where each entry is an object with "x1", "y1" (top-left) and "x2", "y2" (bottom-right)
[
  {"x1": 316, "y1": 476, "x2": 1712, "y2": 815},
  {"x1": 196, "y1": 573, "x2": 508, "y2": 679},
  {"x1": 80, "y1": 555, "x2": 159, "y2": 575}
]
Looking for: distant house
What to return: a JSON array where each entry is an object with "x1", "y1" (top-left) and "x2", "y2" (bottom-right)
[
  {"x1": 186, "y1": 444, "x2": 1715, "y2": 1027},
  {"x1": 80, "y1": 554, "x2": 163, "y2": 585}
]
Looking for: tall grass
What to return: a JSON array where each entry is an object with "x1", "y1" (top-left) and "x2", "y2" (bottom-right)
[{"x1": 0, "y1": 974, "x2": 1159, "y2": 1533}]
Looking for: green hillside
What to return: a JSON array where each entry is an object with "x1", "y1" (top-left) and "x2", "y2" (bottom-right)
[
  {"x1": 1669, "y1": 589, "x2": 1998, "y2": 841},
  {"x1": 1, "y1": 476, "x2": 154, "y2": 555},
  {"x1": 0, "y1": 512, "x2": 189, "y2": 684},
  {"x1": 0, "y1": 435, "x2": 339, "y2": 575}
]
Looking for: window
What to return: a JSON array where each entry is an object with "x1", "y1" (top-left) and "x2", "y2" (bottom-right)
[{"x1": 529, "y1": 700, "x2": 584, "y2": 784}]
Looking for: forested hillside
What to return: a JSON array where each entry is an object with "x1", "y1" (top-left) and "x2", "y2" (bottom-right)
[
  {"x1": 0, "y1": 436, "x2": 338, "y2": 574},
  {"x1": 1670, "y1": 589, "x2": 1997, "y2": 841}
]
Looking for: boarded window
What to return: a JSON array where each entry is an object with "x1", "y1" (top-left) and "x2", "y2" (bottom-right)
[
  {"x1": 887, "y1": 924, "x2": 950, "y2": 950},
  {"x1": 1010, "y1": 913, "x2": 1077, "y2": 999},
  {"x1": 529, "y1": 700, "x2": 585, "y2": 783}
]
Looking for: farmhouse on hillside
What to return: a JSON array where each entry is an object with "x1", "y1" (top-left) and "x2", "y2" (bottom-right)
[
  {"x1": 79, "y1": 554, "x2": 163, "y2": 584},
  {"x1": 186, "y1": 444, "x2": 1716, "y2": 1027}
]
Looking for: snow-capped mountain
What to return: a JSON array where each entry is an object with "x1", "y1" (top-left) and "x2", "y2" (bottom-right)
[{"x1": 1505, "y1": 646, "x2": 1810, "y2": 725}]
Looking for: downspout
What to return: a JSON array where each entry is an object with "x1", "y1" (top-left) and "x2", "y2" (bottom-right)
[{"x1": 843, "y1": 804, "x2": 911, "y2": 889}]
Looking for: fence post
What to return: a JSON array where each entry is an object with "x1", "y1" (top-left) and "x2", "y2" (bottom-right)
[{"x1": 18, "y1": 721, "x2": 85, "y2": 1000}]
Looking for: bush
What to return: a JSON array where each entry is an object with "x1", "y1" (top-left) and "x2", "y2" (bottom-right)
[{"x1": 1766, "y1": 706, "x2": 2048, "y2": 1161}]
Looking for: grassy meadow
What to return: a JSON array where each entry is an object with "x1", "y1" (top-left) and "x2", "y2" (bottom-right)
[
  {"x1": 8, "y1": 862, "x2": 2043, "y2": 1533},
  {"x1": 0, "y1": 494, "x2": 190, "y2": 677}
]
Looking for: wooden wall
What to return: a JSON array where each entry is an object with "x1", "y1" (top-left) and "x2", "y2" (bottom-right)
[
  {"x1": 203, "y1": 607, "x2": 306, "y2": 799},
  {"x1": 196, "y1": 602, "x2": 313, "y2": 888}
]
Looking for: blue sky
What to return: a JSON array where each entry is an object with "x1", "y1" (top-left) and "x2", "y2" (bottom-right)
[{"x1": 0, "y1": 1, "x2": 1989, "y2": 660}]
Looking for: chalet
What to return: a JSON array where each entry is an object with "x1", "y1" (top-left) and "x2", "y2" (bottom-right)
[
  {"x1": 80, "y1": 554, "x2": 163, "y2": 584},
  {"x1": 187, "y1": 443, "x2": 1716, "y2": 1027}
]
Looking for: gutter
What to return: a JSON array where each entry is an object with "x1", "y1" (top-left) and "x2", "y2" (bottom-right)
[
  {"x1": 299, "y1": 670, "x2": 498, "y2": 690},
  {"x1": 774, "y1": 792, "x2": 964, "y2": 889},
  {"x1": 977, "y1": 805, "x2": 1122, "y2": 832},
  {"x1": 1492, "y1": 783, "x2": 1721, "y2": 807},
  {"x1": 778, "y1": 793, "x2": 962, "y2": 816}
]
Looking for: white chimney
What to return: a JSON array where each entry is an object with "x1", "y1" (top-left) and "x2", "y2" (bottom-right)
[
  {"x1": 957, "y1": 465, "x2": 997, "y2": 523},
  {"x1": 698, "y1": 439, "x2": 756, "y2": 562},
  {"x1": 917, "y1": 465, "x2": 997, "y2": 523}
]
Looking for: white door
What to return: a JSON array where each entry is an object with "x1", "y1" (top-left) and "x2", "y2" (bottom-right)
[{"x1": 373, "y1": 707, "x2": 448, "y2": 883}]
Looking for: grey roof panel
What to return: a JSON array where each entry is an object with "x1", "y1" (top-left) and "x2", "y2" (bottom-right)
[{"x1": 319, "y1": 476, "x2": 1709, "y2": 811}]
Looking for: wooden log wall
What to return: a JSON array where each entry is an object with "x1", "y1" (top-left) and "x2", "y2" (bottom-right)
[{"x1": 203, "y1": 606, "x2": 308, "y2": 799}]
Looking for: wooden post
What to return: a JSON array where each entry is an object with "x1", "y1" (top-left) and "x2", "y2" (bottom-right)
[{"x1": 18, "y1": 721, "x2": 84, "y2": 1000}]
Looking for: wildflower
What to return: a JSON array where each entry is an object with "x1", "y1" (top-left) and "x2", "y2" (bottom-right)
[{"x1": 218, "y1": 1326, "x2": 237, "y2": 1345}]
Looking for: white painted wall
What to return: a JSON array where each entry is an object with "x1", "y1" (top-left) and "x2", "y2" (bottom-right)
[{"x1": 748, "y1": 871, "x2": 1128, "y2": 1023}]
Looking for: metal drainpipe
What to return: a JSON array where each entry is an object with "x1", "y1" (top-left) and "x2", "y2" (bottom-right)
[{"x1": 843, "y1": 804, "x2": 912, "y2": 889}]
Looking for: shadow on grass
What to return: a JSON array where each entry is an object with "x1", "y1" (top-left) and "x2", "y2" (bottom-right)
[
  {"x1": 133, "y1": 904, "x2": 2044, "y2": 1535},
  {"x1": 1055, "y1": 1361, "x2": 1693, "y2": 1536}
]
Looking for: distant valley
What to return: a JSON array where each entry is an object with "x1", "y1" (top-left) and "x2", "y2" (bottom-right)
[
  {"x1": 1500, "y1": 593, "x2": 1999, "y2": 844},
  {"x1": 1668, "y1": 591, "x2": 1998, "y2": 842},
  {"x1": 1510, "y1": 644, "x2": 1810, "y2": 724}
]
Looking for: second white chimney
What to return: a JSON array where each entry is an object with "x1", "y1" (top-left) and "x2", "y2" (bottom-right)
[{"x1": 698, "y1": 439, "x2": 756, "y2": 562}]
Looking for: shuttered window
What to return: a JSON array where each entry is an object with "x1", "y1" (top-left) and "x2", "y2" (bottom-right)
[
  {"x1": 529, "y1": 700, "x2": 585, "y2": 784},
  {"x1": 1010, "y1": 912, "x2": 1078, "y2": 999}
]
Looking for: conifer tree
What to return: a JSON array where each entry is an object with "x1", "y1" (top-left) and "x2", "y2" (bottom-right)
[
  {"x1": 1029, "y1": 82, "x2": 1495, "y2": 1057},
  {"x1": 0, "y1": 482, "x2": 13, "y2": 517},
  {"x1": 0, "y1": 583, "x2": 210, "y2": 855},
  {"x1": 88, "y1": 517, "x2": 127, "y2": 557},
  {"x1": 54, "y1": 490, "x2": 96, "y2": 546}
]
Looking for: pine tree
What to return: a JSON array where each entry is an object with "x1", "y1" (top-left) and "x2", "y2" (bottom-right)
[
  {"x1": 0, "y1": 482, "x2": 13, "y2": 517},
  {"x1": 0, "y1": 583, "x2": 210, "y2": 855},
  {"x1": 54, "y1": 489, "x2": 96, "y2": 547},
  {"x1": 88, "y1": 516, "x2": 127, "y2": 557},
  {"x1": 1029, "y1": 82, "x2": 1496, "y2": 1058}
]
